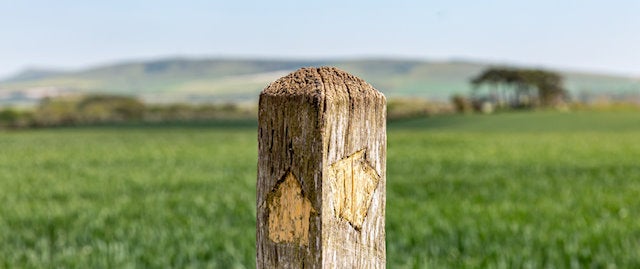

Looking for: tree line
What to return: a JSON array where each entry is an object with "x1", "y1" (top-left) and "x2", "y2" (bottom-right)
[
  {"x1": 0, "y1": 67, "x2": 576, "y2": 129},
  {"x1": 0, "y1": 95, "x2": 254, "y2": 129}
]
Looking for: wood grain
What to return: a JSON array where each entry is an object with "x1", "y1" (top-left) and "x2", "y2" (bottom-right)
[{"x1": 257, "y1": 67, "x2": 386, "y2": 268}]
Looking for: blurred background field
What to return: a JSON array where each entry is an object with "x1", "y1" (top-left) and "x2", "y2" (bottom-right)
[{"x1": 2, "y1": 111, "x2": 640, "y2": 268}]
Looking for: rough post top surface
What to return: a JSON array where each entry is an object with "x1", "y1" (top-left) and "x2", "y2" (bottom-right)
[{"x1": 261, "y1": 66, "x2": 385, "y2": 100}]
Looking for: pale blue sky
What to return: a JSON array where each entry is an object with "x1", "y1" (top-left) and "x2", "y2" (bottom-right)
[{"x1": 1, "y1": 0, "x2": 638, "y2": 78}]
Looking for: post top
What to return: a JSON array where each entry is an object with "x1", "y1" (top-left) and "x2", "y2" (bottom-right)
[{"x1": 261, "y1": 66, "x2": 385, "y2": 100}]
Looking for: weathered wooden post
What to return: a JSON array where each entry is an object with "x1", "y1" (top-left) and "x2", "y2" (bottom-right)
[{"x1": 257, "y1": 67, "x2": 386, "y2": 268}]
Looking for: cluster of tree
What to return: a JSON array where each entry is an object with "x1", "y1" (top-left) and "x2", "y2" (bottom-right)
[
  {"x1": 0, "y1": 95, "x2": 255, "y2": 129},
  {"x1": 461, "y1": 67, "x2": 568, "y2": 112}
]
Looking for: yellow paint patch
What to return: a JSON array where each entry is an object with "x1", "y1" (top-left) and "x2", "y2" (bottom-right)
[
  {"x1": 267, "y1": 172, "x2": 315, "y2": 246},
  {"x1": 328, "y1": 150, "x2": 380, "y2": 229}
]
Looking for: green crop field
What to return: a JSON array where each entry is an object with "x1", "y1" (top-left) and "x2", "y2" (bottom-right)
[{"x1": 2, "y1": 112, "x2": 640, "y2": 268}]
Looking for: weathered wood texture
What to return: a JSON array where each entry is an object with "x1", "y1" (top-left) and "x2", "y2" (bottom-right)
[{"x1": 257, "y1": 67, "x2": 386, "y2": 268}]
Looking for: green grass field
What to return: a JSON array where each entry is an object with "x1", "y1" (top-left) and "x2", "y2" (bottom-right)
[{"x1": 2, "y1": 111, "x2": 640, "y2": 268}]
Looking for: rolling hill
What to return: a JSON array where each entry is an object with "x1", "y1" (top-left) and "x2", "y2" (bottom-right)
[{"x1": 1, "y1": 58, "x2": 638, "y2": 105}]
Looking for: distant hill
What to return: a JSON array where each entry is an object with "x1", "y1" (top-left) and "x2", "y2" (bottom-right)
[
  {"x1": 1, "y1": 58, "x2": 638, "y2": 104},
  {"x1": 2, "y1": 68, "x2": 66, "y2": 83}
]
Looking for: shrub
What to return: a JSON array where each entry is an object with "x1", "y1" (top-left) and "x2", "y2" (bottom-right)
[
  {"x1": 387, "y1": 98, "x2": 453, "y2": 120},
  {"x1": 33, "y1": 97, "x2": 80, "y2": 126},
  {"x1": 451, "y1": 94, "x2": 473, "y2": 113},
  {"x1": 77, "y1": 95, "x2": 145, "y2": 123}
]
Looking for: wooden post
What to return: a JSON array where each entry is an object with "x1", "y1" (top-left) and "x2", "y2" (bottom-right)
[{"x1": 257, "y1": 67, "x2": 386, "y2": 268}]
